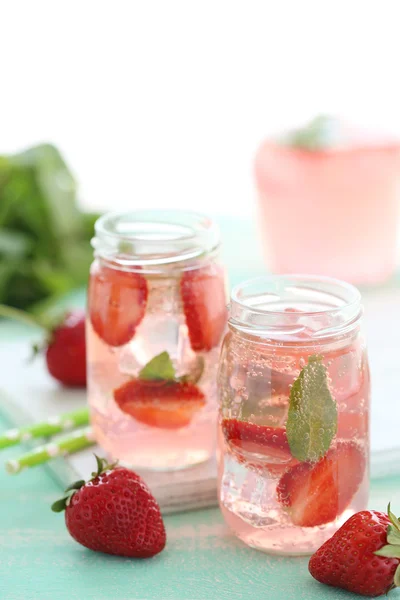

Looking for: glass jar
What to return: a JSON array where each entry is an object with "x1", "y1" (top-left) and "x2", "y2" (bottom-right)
[
  {"x1": 87, "y1": 210, "x2": 228, "y2": 471},
  {"x1": 217, "y1": 275, "x2": 369, "y2": 555}
]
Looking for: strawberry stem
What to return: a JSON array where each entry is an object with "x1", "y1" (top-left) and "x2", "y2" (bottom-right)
[
  {"x1": 51, "y1": 482, "x2": 85, "y2": 512},
  {"x1": 0, "y1": 304, "x2": 46, "y2": 330},
  {"x1": 51, "y1": 455, "x2": 118, "y2": 513},
  {"x1": 91, "y1": 454, "x2": 117, "y2": 478}
]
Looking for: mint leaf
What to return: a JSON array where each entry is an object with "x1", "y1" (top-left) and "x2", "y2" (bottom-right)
[
  {"x1": 286, "y1": 355, "x2": 337, "y2": 462},
  {"x1": 284, "y1": 115, "x2": 339, "y2": 151},
  {"x1": 139, "y1": 351, "x2": 176, "y2": 381}
]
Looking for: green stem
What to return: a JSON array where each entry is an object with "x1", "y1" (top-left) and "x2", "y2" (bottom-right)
[
  {"x1": 5, "y1": 427, "x2": 95, "y2": 474},
  {"x1": 0, "y1": 407, "x2": 90, "y2": 450},
  {"x1": 0, "y1": 304, "x2": 45, "y2": 329}
]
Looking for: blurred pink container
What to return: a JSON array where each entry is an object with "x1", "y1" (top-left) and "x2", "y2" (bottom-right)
[{"x1": 255, "y1": 141, "x2": 400, "y2": 285}]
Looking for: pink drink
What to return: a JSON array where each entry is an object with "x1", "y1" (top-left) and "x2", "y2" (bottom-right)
[
  {"x1": 87, "y1": 211, "x2": 227, "y2": 471},
  {"x1": 255, "y1": 134, "x2": 400, "y2": 285},
  {"x1": 217, "y1": 276, "x2": 370, "y2": 555}
]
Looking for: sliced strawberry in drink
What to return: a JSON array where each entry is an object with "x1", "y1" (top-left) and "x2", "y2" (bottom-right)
[
  {"x1": 89, "y1": 263, "x2": 148, "y2": 347},
  {"x1": 326, "y1": 341, "x2": 367, "y2": 404},
  {"x1": 337, "y1": 410, "x2": 369, "y2": 440},
  {"x1": 180, "y1": 263, "x2": 227, "y2": 352},
  {"x1": 114, "y1": 379, "x2": 205, "y2": 429},
  {"x1": 277, "y1": 441, "x2": 366, "y2": 527},
  {"x1": 221, "y1": 418, "x2": 296, "y2": 474}
]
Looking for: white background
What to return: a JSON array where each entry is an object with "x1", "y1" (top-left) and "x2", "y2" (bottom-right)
[{"x1": 1, "y1": 0, "x2": 400, "y2": 217}]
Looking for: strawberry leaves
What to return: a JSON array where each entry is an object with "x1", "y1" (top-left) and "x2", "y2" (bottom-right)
[
  {"x1": 51, "y1": 482, "x2": 84, "y2": 513},
  {"x1": 51, "y1": 455, "x2": 116, "y2": 513},
  {"x1": 138, "y1": 351, "x2": 204, "y2": 385},
  {"x1": 374, "y1": 504, "x2": 400, "y2": 594},
  {"x1": 286, "y1": 355, "x2": 337, "y2": 462}
]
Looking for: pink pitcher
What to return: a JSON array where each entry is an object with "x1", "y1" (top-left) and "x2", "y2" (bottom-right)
[{"x1": 255, "y1": 127, "x2": 400, "y2": 285}]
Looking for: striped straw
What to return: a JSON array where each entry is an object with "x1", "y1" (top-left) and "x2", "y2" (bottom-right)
[
  {"x1": 0, "y1": 407, "x2": 90, "y2": 450},
  {"x1": 5, "y1": 427, "x2": 95, "y2": 474}
]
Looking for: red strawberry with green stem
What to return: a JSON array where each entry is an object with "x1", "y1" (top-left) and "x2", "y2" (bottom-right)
[
  {"x1": 180, "y1": 263, "x2": 227, "y2": 352},
  {"x1": 88, "y1": 262, "x2": 148, "y2": 347},
  {"x1": 51, "y1": 455, "x2": 166, "y2": 558},
  {"x1": 0, "y1": 304, "x2": 86, "y2": 387},
  {"x1": 309, "y1": 504, "x2": 400, "y2": 597},
  {"x1": 276, "y1": 441, "x2": 366, "y2": 527},
  {"x1": 114, "y1": 351, "x2": 205, "y2": 429}
]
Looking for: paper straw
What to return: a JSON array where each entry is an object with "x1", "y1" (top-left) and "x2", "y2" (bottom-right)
[
  {"x1": 0, "y1": 407, "x2": 90, "y2": 450},
  {"x1": 5, "y1": 427, "x2": 95, "y2": 474}
]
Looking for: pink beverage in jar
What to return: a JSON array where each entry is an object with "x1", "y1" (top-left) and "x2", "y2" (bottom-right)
[
  {"x1": 87, "y1": 211, "x2": 228, "y2": 471},
  {"x1": 218, "y1": 275, "x2": 370, "y2": 555},
  {"x1": 255, "y1": 118, "x2": 400, "y2": 285}
]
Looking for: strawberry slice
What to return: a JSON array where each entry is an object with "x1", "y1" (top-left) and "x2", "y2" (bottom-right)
[
  {"x1": 180, "y1": 263, "x2": 227, "y2": 352},
  {"x1": 277, "y1": 441, "x2": 366, "y2": 527},
  {"x1": 221, "y1": 418, "x2": 296, "y2": 474},
  {"x1": 89, "y1": 263, "x2": 148, "y2": 347},
  {"x1": 337, "y1": 411, "x2": 369, "y2": 440},
  {"x1": 114, "y1": 379, "x2": 206, "y2": 429}
]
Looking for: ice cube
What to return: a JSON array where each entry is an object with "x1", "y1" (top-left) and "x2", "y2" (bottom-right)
[{"x1": 119, "y1": 312, "x2": 197, "y2": 376}]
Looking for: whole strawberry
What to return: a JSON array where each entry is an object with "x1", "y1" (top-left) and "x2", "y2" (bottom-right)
[
  {"x1": 309, "y1": 504, "x2": 400, "y2": 597},
  {"x1": 45, "y1": 310, "x2": 86, "y2": 387},
  {"x1": 0, "y1": 304, "x2": 86, "y2": 387},
  {"x1": 51, "y1": 456, "x2": 166, "y2": 558}
]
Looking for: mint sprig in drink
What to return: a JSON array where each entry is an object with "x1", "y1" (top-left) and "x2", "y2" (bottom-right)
[{"x1": 217, "y1": 275, "x2": 369, "y2": 555}]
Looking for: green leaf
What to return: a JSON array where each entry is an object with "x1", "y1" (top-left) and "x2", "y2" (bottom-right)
[
  {"x1": 58, "y1": 241, "x2": 93, "y2": 286},
  {"x1": 388, "y1": 503, "x2": 400, "y2": 531},
  {"x1": 51, "y1": 497, "x2": 69, "y2": 513},
  {"x1": 0, "y1": 304, "x2": 43, "y2": 329},
  {"x1": 93, "y1": 454, "x2": 105, "y2": 477},
  {"x1": 91, "y1": 454, "x2": 115, "y2": 478},
  {"x1": 286, "y1": 355, "x2": 337, "y2": 462},
  {"x1": 11, "y1": 144, "x2": 81, "y2": 240},
  {"x1": 64, "y1": 480, "x2": 85, "y2": 493},
  {"x1": 81, "y1": 211, "x2": 101, "y2": 239},
  {"x1": 374, "y1": 544, "x2": 400, "y2": 559},
  {"x1": 0, "y1": 262, "x2": 19, "y2": 303},
  {"x1": 139, "y1": 351, "x2": 176, "y2": 382},
  {"x1": 0, "y1": 143, "x2": 100, "y2": 312},
  {"x1": 394, "y1": 564, "x2": 400, "y2": 587},
  {"x1": 284, "y1": 115, "x2": 339, "y2": 151},
  {"x1": 387, "y1": 524, "x2": 400, "y2": 545},
  {"x1": 0, "y1": 228, "x2": 33, "y2": 258}
]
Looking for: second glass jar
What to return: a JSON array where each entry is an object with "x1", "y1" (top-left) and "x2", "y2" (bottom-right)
[
  {"x1": 87, "y1": 210, "x2": 228, "y2": 471},
  {"x1": 218, "y1": 275, "x2": 370, "y2": 555}
]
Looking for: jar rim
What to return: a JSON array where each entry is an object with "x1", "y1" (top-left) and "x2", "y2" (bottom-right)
[
  {"x1": 229, "y1": 274, "x2": 362, "y2": 341},
  {"x1": 93, "y1": 210, "x2": 220, "y2": 268}
]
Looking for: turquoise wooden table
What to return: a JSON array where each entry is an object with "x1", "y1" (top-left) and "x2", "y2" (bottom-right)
[{"x1": 1, "y1": 218, "x2": 400, "y2": 600}]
